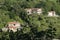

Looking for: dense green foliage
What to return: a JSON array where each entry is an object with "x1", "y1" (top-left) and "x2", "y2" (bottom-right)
[
  {"x1": 0, "y1": 26, "x2": 56, "y2": 40},
  {"x1": 0, "y1": 0, "x2": 60, "y2": 40}
]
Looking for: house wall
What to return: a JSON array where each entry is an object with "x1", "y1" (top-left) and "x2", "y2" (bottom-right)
[
  {"x1": 25, "y1": 8, "x2": 42, "y2": 15},
  {"x1": 48, "y1": 11, "x2": 57, "y2": 16},
  {"x1": 37, "y1": 9, "x2": 42, "y2": 15}
]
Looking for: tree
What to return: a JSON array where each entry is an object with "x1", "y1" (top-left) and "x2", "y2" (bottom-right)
[{"x1": 45, "y1": 26, "x2": 56, "y2": 40}]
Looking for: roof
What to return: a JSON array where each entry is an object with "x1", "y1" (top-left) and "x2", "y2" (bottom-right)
[
  {"x1": 7, "y1": 21, "x2": 20, "y2": 28},
  {"x1": 8, "y1": 21, "x2": 20, "y2": 24}
]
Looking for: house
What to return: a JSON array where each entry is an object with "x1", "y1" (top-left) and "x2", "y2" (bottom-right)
[
  {"x1": 48, "y1": 11, "x2": 56, "y2": 16},
  {"x1": 2, "y1": 21, "x2": 21, "y2": 32},
  {"x1": 48, "y1": 8, "x2": 58, "y2": 17},
  {"x1": 48, "y1": 11, "x2": 58, "y2": 17},
  {"x1": 7, "y1": 22, "x2": 21, "y2": 32},
  {"x1": 25, "y1": 8, "x2": 42, "y2": 15}
]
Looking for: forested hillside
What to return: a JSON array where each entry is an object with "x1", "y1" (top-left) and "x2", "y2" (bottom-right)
[{"x1": 0, "y1": 0, "x2": 60, "y2": 40}]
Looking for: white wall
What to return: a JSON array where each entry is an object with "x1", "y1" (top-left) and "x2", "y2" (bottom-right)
[{"x1": 37, "y1": 9, "x2": 42, "y2": 14}]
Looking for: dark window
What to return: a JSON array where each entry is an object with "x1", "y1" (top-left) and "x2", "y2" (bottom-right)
[
  {"x1": 14, "y1": 24, "x2": 15, "y2": 26},
  {"x1": 28, "y1": 12, "x2": 29, "y2": 13}
]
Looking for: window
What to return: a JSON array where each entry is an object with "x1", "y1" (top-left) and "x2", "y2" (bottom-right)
[{"x1": 13, "y1": 24, "x2": 15, "y2": 26}]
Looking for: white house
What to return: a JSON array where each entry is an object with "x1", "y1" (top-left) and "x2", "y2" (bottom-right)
[
  {"x1": 48, "y1": 11, "x2": 58, "y2": 17},
  {"x1": 7, "y1": 22, "x2": 21, "y2": 32},
  {"x1": 25, "y1": 8, "x2": 42, "y2": 15},
  {"x1": 2, "y1": 21, "x2": 21, "y2": 32}
]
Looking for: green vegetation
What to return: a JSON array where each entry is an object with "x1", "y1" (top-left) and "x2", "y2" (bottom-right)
[{"x1": 0, "y1": 0, "x2": 60, "y2": 40}]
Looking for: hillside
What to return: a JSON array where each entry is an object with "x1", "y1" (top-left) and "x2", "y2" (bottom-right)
[{"x1": 0, "y1": 0, "x2": 60, "y2": 40}]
